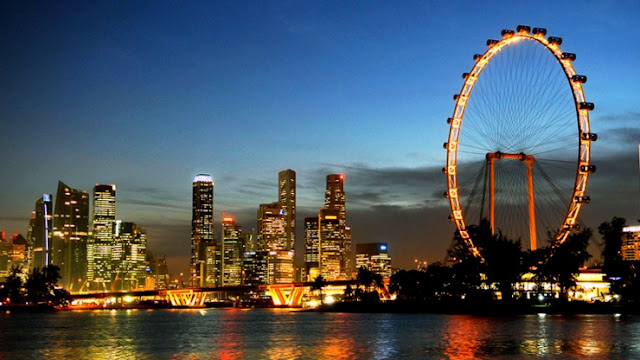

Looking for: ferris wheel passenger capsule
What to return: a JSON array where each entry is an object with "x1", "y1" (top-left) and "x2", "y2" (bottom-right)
[
  {"x1": 571, "y1": 75, "x2": 587, "y2": 83},
  {"x1": 473, "y1": 54, "x2": 483, "y2": 61},
  {"x1": 581, "y1": 133, "x2": 597, "y2": 141},
  {"x1": 561, "y1": 52, "x2": 576, "y2": 61},
  {"x1": 580, "y1": 164, "x2": 596, "y2": 173},
  {"x1": 532, "y1": 27, "x2": 547, "y2": 36},
  {"x1": 462, "y1": 72, "x2": 470, "y2": 79},
  {"x1": 516, "y1": 25, "x2": 531, "y2": 33},
  {"x1": 486, "y1": 39, "x2": 499, "y2": 47},
  {"x1": 548, "y1": 36, "x2": 563, "y2": 45},
  {"x1": 575, "y1": 196, "x2": 591, "y2": 204},
  {"x1": 579, "y1": 102, "x2": 595, "y2": 111},
  {"x1": 501, "y1": 29, "x2": 515, "y2": 37}
]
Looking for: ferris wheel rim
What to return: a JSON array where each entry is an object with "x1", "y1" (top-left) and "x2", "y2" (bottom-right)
[{"x1": 444, "y1": 27, "x2": 594, "y2": 259}]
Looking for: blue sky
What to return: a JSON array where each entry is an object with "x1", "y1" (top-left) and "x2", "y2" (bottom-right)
[{"x1": 1, "y1": 1, "x2": 639, "y2": 274}]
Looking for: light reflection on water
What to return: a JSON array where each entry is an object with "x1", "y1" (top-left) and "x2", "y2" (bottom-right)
[{"x1": 2, "y1": 309, "x2": 640, "y2": 359}]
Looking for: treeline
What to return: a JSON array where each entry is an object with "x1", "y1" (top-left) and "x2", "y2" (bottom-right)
[
  {"x1": 352, "y1": 217, "x2": 638, "y2": 306},
  {"x1": 0, "y1": 265, "x2": 71, "y2": 308}
]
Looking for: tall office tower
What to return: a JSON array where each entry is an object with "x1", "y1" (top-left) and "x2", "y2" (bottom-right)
[
  {"x1": 318, "y1": 208, "x2": 341, "y2": 280},
  {"x1": 304, "y1": 216, "x2": 320, "y2": 281},
  {"x1": 191, "y1": 174, "x2": 215, "y2": 287},
  {"x1": 112, "y1": 221, "x2": 147, "y2": 291},
  {"x1": 26, "y1": 212, "x2": 35, "y2": 269},
  {"x1": 52, "y1": 181, "x2": 90, "y2": 291},
  {"x1": 242, "y1": 250, "x2": 268, "y2": 285},
  {"x1": 222, "y1": 215, "x2": 243, "y2": 286},
  {"x1": 343, "y1": 225, "x2": 353, "y2": 278},
  {"x1": 355, "y1": 243, "x2": 392, "y2": 280},
  {"x1": 278, "y1": 170, "x2": 296, "y2": 251},
  {"x1": 205, "y1": 244, "x2": 221, "y2": 287},
  {"x1": 258, "y1": 202, "x2": 292, "y2": 284},
  {"x1": 147, "y1": 253, "x2": 170, "y2": 290},
  {"x1": 243, "y1": 229, "x2": 256, "y2": 252},
  {"x1": 324, "y1": 174, "x2": 351, "y2": 278},
  {"x1": 31, "y1": 194, "x2": 53, "y2": 271},
  {"x1": 257, "y1": 202, "x2": 286, "y2": 251},
  {"x1": 89, "y1": 184, "x2": 116, "y2": 290}
]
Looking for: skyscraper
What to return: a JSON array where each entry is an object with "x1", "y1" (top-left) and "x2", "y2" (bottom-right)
[
  {"x1": 191, "y1": 174, "x2": 214, "y2": 287},
  {"x1": 257, "y1": 202, "x2": 286, "y2": 251},
  {"x1": 89, "y1": 184, "x2": 116, "y2": 290},
  {"x1": 318, "y1": 208, "x2": 341, "y2": 280},
  {"x1": 30, "y1": 194, "x2": 52, "y2": 271},
  {"x1": 113, "y1": 221, "x2": 147, "y2": 291},
  {"x1": 222, "y1": 215, "x2": 243, "y2": 286},
  {"x1": 323, "y1": 174, "x2": 352, "y2": 278},
  {"x1": 304, "y1": 216, "x2": 319, "y2": 281},
  {"x1": 52, "y1": 181, "x2": 89, "y2": 291},
  {"x1": 278, "y1": 169, "x2": 296, "y2": 252}
]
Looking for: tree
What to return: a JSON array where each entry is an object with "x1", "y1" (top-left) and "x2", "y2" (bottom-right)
[
  {"x1": 546, "y1": 228, "x2": 592, "y2": 299},
  {"x1": 599, "y1": 217, "x2": 627, "y2": 293},
  {"x1": 482, "y1": 233, "x2": 523, "y2": 302},
  {"x1": 2, "y1": 266, "x2": 24, "y2": 304},
  {"x1": 311, "y1": 275, "x2": 325, "y2": 303},
  {"x1": 25, "y1": 265, "x2": 70, "y2": 306}
]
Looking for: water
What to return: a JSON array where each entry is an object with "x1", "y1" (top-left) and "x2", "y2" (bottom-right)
[{"x1": 1, "y1": 309, "x2": 640, "y2": 359}]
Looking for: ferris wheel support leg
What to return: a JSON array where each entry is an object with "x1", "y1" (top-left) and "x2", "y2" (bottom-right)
[
  {"x1": 525, "y1": 156, "x2": 537, "y2": 250},
  {"x1": 487, "y1": 156, "x2": 495, "y2": 235}
]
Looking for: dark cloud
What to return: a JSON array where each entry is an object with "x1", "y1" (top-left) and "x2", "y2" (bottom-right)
[
  {"x1": 597, "y1": 111, "x2": 640, "y2": 123},
  {"x1": 118, "y1": 198, "x2": 190, "y2": 210},
  {"x1": 599, "y1": 127, "x2": 640, "y2": 147}
]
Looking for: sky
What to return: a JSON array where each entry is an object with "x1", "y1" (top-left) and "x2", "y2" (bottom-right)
[{"x1": 1, "y1": 1, "x2": 639, "y2": 276}]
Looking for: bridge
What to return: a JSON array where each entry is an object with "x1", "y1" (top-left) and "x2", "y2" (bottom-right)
[{"x1": 70, "y1": 280, "x2": 359, "y2": 308}]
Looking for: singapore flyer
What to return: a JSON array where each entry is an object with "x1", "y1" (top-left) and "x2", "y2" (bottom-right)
[{"x1": 444, "y1": 25, "x2": 596, "y2": 258}]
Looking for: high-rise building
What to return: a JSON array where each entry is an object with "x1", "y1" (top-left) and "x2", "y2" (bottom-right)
[
  {"x1": 205, "y1": 244, "x2": 221, "y2": 287},
  {"x1": 355, "y1": 243, "x2": 392, "y2": 280},
  {"x1": 242, "y1": 251, "x2": 268, "y2": 286},
  {"x1": 89, "y1": 184, "x2": 116, "y2": 290},
  {"x1": 304, "y1": 216, "x2": 319, "y2": 281},
  {"x1": 52, "y1": 181, "x2": 90, "y2": 291},
  {"x1": 257, "y1": 202, "x2": 286, "y2": 251},
  {"x1": 622, "y1": 225, "x2": 640, "y2": 261},
  {"x1": 222, "y1": 215, "x2": 243, "y2": 286},
  {"x1": 323, "y1": 174, "x2": 352, "y2": 278},
  {"x1": 191, "y1": 174, "x2": 215, "y2": 287},
  {"x1": 30, "y1": 194, "x2": 53, "y2": 271},
  {"x1": 278, "y1": 169, "x2": 296, "y2": 252},
  {"x1": 11, "y1": 234, "x2": 29, "y2": 270},
  {"x1": 113, "y1": 221, "x2": 147, "y2": 291},
  {"x1": 318, "y1": 208, "x2": 341, "y2": 280}
]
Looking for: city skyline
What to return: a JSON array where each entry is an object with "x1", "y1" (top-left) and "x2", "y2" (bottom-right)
[{"x1": 2, "y1": 2, "x2": 640, "y2": 276}]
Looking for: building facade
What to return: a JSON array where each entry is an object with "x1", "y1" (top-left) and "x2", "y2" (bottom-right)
[
  {"x1": 52, "y1": 181, "x2": 90, "y2": 291},
  {"x1": 355, "y1": 242, "x2": 392, "y2": 280},
  {"x1": 191, "y1": 174, "x2": 215, "y2": 287},
  {"x1": 278, "y1": 169, "x2": 296, "y2": 252},
  {"x1": 222, "y1": 215, "x2": 243, "y2": 286},
  {"x1": 30, "y1": 194, "x2": 53, "y2": 271},
  {"x1": 622, "y1": 225, "x2": 640, "y2": 261},
  {"x1": 89, "y1": 184, "x2": 116, "y2": 290},
  {"x1": 318, "y1": 208, "x2": 341, "y2": 280}
]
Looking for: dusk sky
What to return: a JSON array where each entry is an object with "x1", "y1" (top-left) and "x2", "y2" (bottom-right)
[{"x1": 1, "y1": 1, "x2": 639, "y2": 275}]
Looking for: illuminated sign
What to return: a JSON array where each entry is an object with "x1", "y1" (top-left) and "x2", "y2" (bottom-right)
[
  {"x1": 43, "y1": 194, "x2": 51, "y2": 202},
  {"x1": 223, "y1": 217, "x2": 234, "y2": 222},
  {"x1": 193, "y1": 174, "x2": 213, "y2": 183},
  {"x1": 279, "y1": 209, "x2": 285, "y2": 215},
  {"x1": 623, "y1": 226, "x2": 640, "y2": 233},
  {"x1": 380, "y1": 245, "x2": 387, "y2": 251},
  {"x1": 324, "y1": 215, "x2": 337, "y2": 220}
]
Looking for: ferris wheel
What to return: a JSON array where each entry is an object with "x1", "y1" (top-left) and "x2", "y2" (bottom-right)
[{"x1": 444, "y1": 25, "x2": 596, "y2": 258}]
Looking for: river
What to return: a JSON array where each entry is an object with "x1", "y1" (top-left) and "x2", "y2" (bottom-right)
[{"x1": 1, "y1": 309, "x2": 639, "y2": 359}]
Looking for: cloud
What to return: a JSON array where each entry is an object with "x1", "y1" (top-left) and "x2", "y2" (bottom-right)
[{"x1": 597, "y1": 111, "x2": 640, "y2": 123}]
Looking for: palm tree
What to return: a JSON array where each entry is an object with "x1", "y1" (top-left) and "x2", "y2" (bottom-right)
[{"x1": 311, "y1": 275, "x2": 325, "y2": 304}]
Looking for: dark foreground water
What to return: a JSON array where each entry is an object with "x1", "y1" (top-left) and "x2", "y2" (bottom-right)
[{"x1": 1, "y1": 309, "x2": 639, "y2": 359}]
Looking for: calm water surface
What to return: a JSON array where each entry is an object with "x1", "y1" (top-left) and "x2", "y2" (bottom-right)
[{"x1": 1, "y1": 309, "x2": 639, "y2": 359}]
